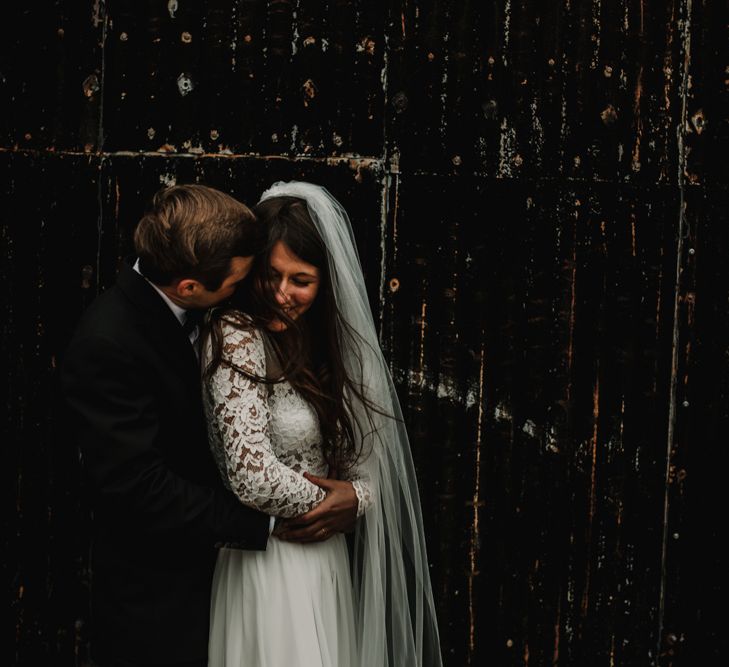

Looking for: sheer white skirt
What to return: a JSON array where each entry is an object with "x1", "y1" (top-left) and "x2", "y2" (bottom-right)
[{"x1": 209, "y1": 534, "x2": 357, "y2": 667}]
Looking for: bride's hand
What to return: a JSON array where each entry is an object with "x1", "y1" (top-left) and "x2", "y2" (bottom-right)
[{"x1": 276, "y1": 473, "x2": 357, "y2": 542}]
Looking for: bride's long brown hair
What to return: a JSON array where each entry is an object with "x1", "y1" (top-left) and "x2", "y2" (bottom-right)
[{"x1": 204, "y1": 196, "x2": 376, "y2": 472}]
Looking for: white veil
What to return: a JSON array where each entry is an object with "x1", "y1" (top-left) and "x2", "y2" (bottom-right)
[{"x1": 258, "y1": 181, "x2": 443, "y2": 667}]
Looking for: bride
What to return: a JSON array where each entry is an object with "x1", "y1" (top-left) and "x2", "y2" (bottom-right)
[{"x1": 201, "y1": 181, "x2": 442, "y2": 667}]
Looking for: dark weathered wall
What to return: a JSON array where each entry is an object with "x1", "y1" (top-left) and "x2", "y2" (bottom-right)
[{"x1": 2, "y1": 2, "x2": 726, "y2": 665}]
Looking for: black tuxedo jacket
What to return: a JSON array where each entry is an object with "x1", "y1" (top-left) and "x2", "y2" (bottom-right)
[{"x1": 61, "y1": 259, "x2": 269, "y2": 664}]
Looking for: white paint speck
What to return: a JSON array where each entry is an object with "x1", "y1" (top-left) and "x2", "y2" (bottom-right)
[
  {"x1": 177, "y1": 73, "x2": 194, "y2": 96},
  {"x1": 291, "y1": 1, "x2": 300, "y2": 55},
  {"x1": 494, "y1": 402, "x2": 512, "y2": 422},
  {"x1": 502, "y1": 0, "x2": 511, "y2": 66},
  {"x1": 522, "y1": 419, "x2": 537, "y2": 437},
  {"x1": 436, "y1": 378, "x2": 460, "y2": 401},
  {"x1": 497, "y1": 118, "x2": 517, "y2": 178},
  {"x1": 546, "y1": 426, "x2": 559, "y2": 453}
]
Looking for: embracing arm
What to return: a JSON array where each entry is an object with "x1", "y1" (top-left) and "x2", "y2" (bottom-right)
[
  {"x1": 205, "y1": 324, "x2": 325, "y2": 518},
  {"x1": 61, "y1": 335, "x2": 270, "y2": 547},
  {"x1": 276, "y1": 443, "x2": 375, "y2": 542}
]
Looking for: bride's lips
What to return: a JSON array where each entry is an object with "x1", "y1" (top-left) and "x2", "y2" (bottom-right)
[{"x1": 266, "y1": 307, "x2": 298, "y2": 330}]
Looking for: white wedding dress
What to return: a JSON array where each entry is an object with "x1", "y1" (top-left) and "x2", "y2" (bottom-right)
[{"x1": 203, "y1": 317, "x2": 372, "y2": 667}]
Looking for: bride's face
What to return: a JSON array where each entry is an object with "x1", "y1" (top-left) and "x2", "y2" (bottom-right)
[{"x1": 266, "y1": 240, "x2": 321, "y2": 332}]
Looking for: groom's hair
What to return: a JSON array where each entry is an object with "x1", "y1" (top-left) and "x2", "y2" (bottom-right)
[{"x1": 134, "y1": 183, "x2": 263, "y2": 290}]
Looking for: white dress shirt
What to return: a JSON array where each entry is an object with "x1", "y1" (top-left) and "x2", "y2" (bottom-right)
[{"x1": 132, "y1": 259, "x2": 200, "y2": 349}]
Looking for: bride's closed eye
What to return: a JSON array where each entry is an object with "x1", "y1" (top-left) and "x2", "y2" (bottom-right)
[{"x1": 269, "y1": 270, "x2": 318, "y2": 287}]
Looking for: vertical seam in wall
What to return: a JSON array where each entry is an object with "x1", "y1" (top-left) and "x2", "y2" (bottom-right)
[
  {"x1": 95, "y1": 2, "x2": 109, "y2": 293},
  {"x1": 378, "y1": 168, "x2": 390, "y2": 339},
  {"x1": 659, "y1": 0, "x2": 692, "y2": 656},
  {"x1": 378, "y1": 9, "x2": 392, "y2": 338},
  {"x1": 96, "y1": 1, "x2": 108, "y2": 156}
]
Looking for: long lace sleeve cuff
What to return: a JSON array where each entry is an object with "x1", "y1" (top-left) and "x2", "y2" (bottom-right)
[
  {"x1": 340, "y1": 440, "x2": 375, "y2": 518},
  {"x1": 351, "y1": 479, "x2": 373, "y2": 518},
  {"x1": 205, "y1": 321, "x2": 325, "y2": 518}
]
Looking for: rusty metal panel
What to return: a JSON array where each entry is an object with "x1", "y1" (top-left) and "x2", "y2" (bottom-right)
[
  {"x1": 658, "y1": 1, "x2": 729, "y2": 664},
  {"x1": 667, "y1": 186, "x2": 729, "y2": 664},
  {"x1": 103, "y1": 0, "x2": 386, "y2": 155},
  {"x1": 1, "y1": 151, "x2": 101, "y2": 666},
  {"x1": 381, "y1": 175, "x2": 681, "y2": 665},
  {"x1": 679, "y1": 1, "x2": 728, "y2": 188},
  {"x1": 0, "y1": 2, "x2": 104, "y2": 151},
  {"x1": 385, "y1": 1, "x2": 685, "y2": 183}
]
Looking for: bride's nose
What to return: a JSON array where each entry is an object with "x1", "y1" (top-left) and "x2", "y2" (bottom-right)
[{"x1": 275, "y1": 283, "x2": 290, "y2": 305}]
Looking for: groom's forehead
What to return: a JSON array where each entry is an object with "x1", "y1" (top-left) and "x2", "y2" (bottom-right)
[{"x1": 227, "y1": 256, "x2": 255, "y2": 280}]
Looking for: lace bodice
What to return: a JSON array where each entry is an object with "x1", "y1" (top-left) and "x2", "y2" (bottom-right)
[{"x1": 203, "y1": 317, "x2": 371, "y2": 518}]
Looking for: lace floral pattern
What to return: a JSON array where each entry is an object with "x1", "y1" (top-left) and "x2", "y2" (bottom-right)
[{"x1": 203, "y1": 318, "x2": 372, "y2": 518}]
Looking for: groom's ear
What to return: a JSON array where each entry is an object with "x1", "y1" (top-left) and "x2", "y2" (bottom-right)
[{"x1": 174, "y1": 278, "x2": 204, "y2": 297}]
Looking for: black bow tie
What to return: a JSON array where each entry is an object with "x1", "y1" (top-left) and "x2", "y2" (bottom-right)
[{"x1": 182, "y1": 309, "x2": 204, "y2": 335}]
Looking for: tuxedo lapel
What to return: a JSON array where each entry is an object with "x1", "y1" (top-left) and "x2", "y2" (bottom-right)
[{"x1": 115, "y1": 259, "x2": 201, "y2": 389}]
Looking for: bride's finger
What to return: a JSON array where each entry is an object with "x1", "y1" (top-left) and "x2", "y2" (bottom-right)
[
  {"x1": 279, "y1": 520, "x2": 330, "y2": 542},
  {"x1": 291, "y1": 500, "x2": 330, "y2": 525},
  {"x1": 303, "y1": 472, "x2": 335, "y2": 489},
  {"x1": 285, "y1": 512, "x2": 316, "y2": 527}
]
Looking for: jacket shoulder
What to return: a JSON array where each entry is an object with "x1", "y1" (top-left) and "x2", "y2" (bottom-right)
[{"x1": 72, "y1": 285, "x2": 140, "y2": 340}]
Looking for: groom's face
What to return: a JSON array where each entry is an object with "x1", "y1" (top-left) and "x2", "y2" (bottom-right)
[{"x1": 186, "y1": 256, "x2": 254, "y2": 308}]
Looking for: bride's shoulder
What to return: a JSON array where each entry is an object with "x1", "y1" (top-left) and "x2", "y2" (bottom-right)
[
  {"x1": 214, "y1": 308, "x2": 254, "y2": 330},
  {"x1": 213, "y1": 309, "x2": 267, "y2": 354}
]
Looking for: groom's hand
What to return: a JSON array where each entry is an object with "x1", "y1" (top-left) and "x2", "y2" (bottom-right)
[{"x1": 276, "y1": 474, "x2": 358, "y2": 543}]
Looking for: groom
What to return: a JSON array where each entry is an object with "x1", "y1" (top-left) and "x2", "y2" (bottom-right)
[{"x1": 61, "y1": 184, "x2": 357, "y2": 667}]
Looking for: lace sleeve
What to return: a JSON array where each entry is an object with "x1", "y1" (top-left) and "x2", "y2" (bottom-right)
[
  {"x1": 205, "y1": 322, "x2": 325, "y2": 518},
  {"x1": 342, "y1": 449, "x2": 374, "y2": 518}
]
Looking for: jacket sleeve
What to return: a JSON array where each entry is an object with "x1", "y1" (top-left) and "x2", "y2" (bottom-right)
[{"x1": 61, "y1": 333, "x2": 270, "y2": 548}]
